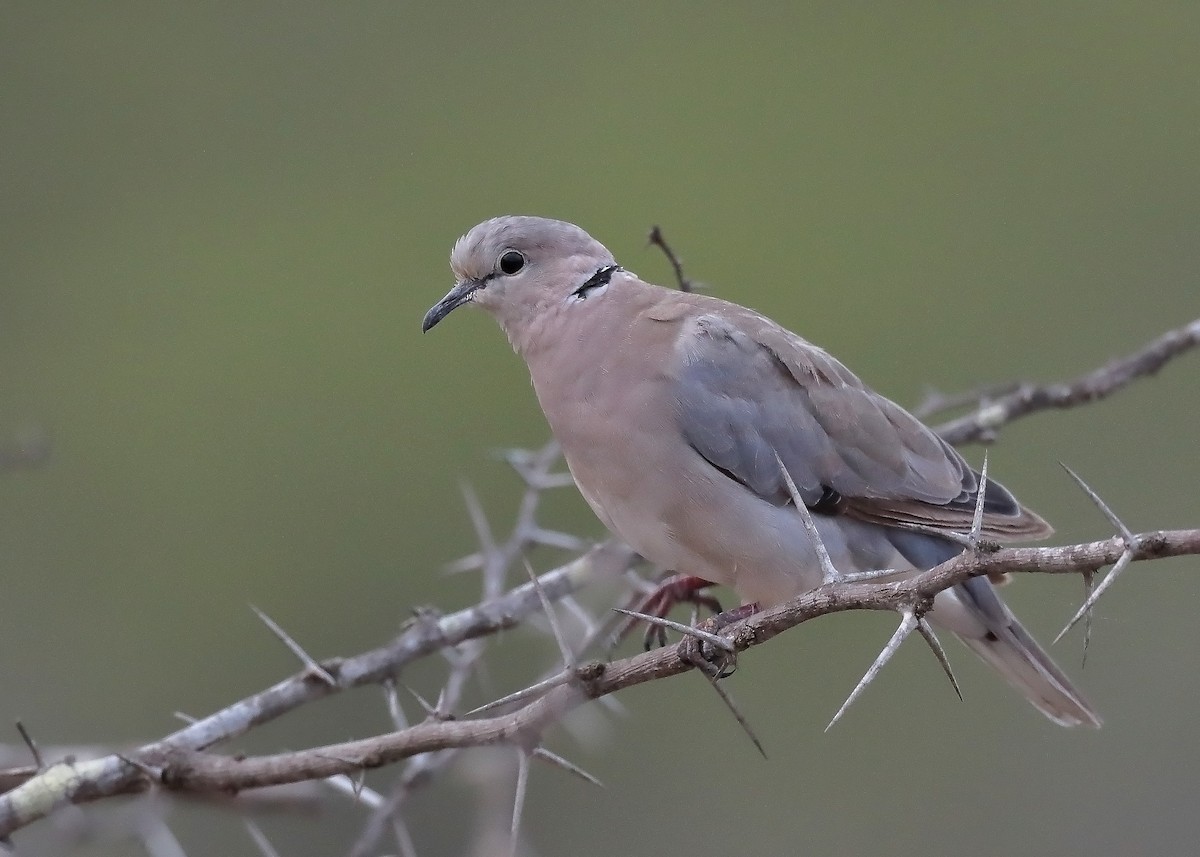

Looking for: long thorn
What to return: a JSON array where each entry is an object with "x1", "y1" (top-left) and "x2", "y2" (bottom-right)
[
  {"x1": 611, "y1": 608, "x2": 734, "y2": 652},
  {"x1": 14, "y1": 721, "x2": 43, "y2": 770},
  {"x1": 701, "y1": 671, "x2": 768, "y2": 759},
  {"x1": 510, "y1": 750, "x2": 530, "y2": 857},
  {"x1": 402, "y1": 683, "x2": 437, "y2": 717},
  {"x1": 393, "y1": 818, "x2": 419, "y2": 857},
  {"x1": 826, "y1": 611, "x2": 918, "y2": 732},
  {"x1": 559, "y1": 595, "x2": 599, "y2": 642},
  {"x1": 970, "y1": 452, "x2": 990, "y2": 547},
  {"x1": 138, "y1": 817, "x2": 187, "y2": 857},
  {"x1": 244, "y1": 819, "x2": 282, "y2": 857},
  {"x1": 774, "y1": 451, "x2": 840, "y2": 584},
  {"x1": 1081, "y1": 569, "x2": 1095, "y2": 667},
  {"x1": 838, "y1": 567, "x2": 902, "y2": 584},
  {"x1": 1054, "y1": 549, "x2": 1134, "y2": 643},
  {"x1": 889, "y1": 522, "x2": 974, "y2": 548},
  {"x1": 532, "y1": 747, "x2": 604, "y2": 788},
  {"x1": 459, "y1": 480, "x2": 497, "y2": 553},
  {"x1": 323, "y1": 773, "x2": 385, "y2": 808},
  {"x1": 465, "y1": 671, "x2": 570, "y2": 717},
  {"x1": 383, "y1": 679, "x2": 408, "y2": 730},
  {"x1": 525, "y1": 558, "x2": 574, "y2": 668},
  {"x1": 250, "y1": 605, "x2": 335, "y2": 686},
  {"x1": 916, "y1": 618, "x2": 962, "y2": 701},
  {"x1": 115, "y1": 752, "x2": 165, "y2": 781},
  {"x1": 1059, "y1": 462, "x2": 1136, "y2": 544}
]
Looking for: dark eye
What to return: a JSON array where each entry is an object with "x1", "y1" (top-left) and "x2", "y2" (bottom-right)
[{"x1": 498, "y1": 250, "x2": 526, "y2": 275}]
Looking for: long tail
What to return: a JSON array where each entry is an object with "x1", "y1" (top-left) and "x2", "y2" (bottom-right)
[{"x1": 951, "y1": 577, "x2": 1101, "y2": 728}]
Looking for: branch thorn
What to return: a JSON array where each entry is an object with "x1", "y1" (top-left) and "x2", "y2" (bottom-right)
[
  {"x1": 826, "y1": 610, "x2": 919, "y2": 731},
  {"x1": 250, "y1": 605, "x2": 336, "y2": 687},
  {"x1": 610, "y1": 608, "x2": 734, "y2": 653},
  {"x1": 774, "y1": 450, "x2": 841, "y2": 584},
  {"x1": 532, "y1": 746, "x2": 604, "y2": 788}
]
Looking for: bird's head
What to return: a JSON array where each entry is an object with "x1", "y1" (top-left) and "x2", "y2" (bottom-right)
[{"x1": 422, "y1": 216, "x2": 620, "y2": 343}]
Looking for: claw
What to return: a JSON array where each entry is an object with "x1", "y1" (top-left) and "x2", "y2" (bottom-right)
[
  {"x1": 612, "y1": 574, "x2": 722, "y2": 649},
  {"x1": 674, "y1": 604, "x2": 759, "y2": 679}
]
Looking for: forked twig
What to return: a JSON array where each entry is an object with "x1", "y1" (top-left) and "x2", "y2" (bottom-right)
[{"x1": 648, "y1": 225, "x2": 697, "y2": 293}]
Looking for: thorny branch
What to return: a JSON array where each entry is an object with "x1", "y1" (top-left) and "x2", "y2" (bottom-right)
[
  {"x1": 6, "y1": 529, "x2": 1196, "y2": 810},
  {"x1": 1, "y1": 226, "x2": 1196, "y2": 853},
  {"x1": 933, "y1": 318, "x2": 1200, "y2": 445},
  {"x1": 0, "y1": 540, "x2": 635, "y2": 846}
]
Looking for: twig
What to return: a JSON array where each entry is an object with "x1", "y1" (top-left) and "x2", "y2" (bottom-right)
[
  {"x1": 912, "y1": 382, "x2": 1022, "y2": 420},
  {"x1": 647, "y1": 226, "x2": 697, "y2": 293},
  {"x1": 14, "y1": 723, "x2": 43, "y2": 771},
  {"x1": 934, "y1": 318, "x2": 1200, "y2": 444}
]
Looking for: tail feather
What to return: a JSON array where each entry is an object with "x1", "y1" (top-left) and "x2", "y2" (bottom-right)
[
  {"x1": 949, "y1": 576, "x2": 1101, "y2": 728},
  {"x1": 891, "y1": 531, "x2": 1101, "y2": 727},
  {"x1": 958, "y1": 620, "x2": 1102, "y2": 728}
]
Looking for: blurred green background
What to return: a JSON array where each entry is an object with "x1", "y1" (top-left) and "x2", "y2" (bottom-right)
[{"x1": 2, "y1": 3, "x2": 1198, "y2": 855}]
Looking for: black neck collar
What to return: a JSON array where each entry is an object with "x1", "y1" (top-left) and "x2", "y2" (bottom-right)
[{"x1": 571, "y1": 265, "x2": 620, "y2": 298}]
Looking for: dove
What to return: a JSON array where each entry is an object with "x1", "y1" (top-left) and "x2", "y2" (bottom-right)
[{"x1": 423, "y1": 215, "x2": 1100, "y2": 727}]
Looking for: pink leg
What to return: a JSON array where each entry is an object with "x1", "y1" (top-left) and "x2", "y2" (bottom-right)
[{"x1": 615, "y1": 573, "x2": 723, "y2": 650}]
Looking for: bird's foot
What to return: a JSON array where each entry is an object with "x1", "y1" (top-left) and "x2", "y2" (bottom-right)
[
  {"x1": 676, "y1": 603, "x2": 759, "y2": 679},
  {"x1": 615, "y1": 574, "x2": 723, "y2": 650}
]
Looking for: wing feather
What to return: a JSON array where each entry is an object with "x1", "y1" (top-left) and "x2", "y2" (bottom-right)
[{"x1": 672, "y1": 311, "x2": 1051, "y2": 540}]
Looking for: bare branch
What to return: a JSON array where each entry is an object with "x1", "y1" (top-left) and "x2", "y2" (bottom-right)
[
  {"x1": 3, "y1": 529, "x2": 1182, "y2": 812},
  {"x1": 1056, "y1": 548, "x2": 1135, "y2": 644},
  {"x1": 0, "y1": 542, "x2": 635, "y2": 836},
  {"x1": 1060, "y1": 463, "x2": 1136, "y2": 544},
  {"x1": 647, "y1": 226, "x2": 698, "y2": 293},
  {"x1": 934, "y1": 318, "x2": 1200, "y2": 444},
  {"x1": 912, "y1": 381, "x2": 1022, "y2": 420}
]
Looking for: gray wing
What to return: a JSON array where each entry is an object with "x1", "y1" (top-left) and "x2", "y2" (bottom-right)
[{"x1": 672, "y1": 311, "x2": 1051, "y2": 539}]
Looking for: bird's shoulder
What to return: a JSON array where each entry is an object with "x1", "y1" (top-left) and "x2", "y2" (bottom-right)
[{"x1": 636, "y1": 289, "x2": 865, "y2": 396}]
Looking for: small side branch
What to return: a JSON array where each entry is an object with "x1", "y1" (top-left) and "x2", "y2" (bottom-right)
[
  {"x1": 935, "y1": 318, "x2": 1200, "y2": 444},
  {"x1": 648, "y1": 226, "x2": 697, "y2": 293}
]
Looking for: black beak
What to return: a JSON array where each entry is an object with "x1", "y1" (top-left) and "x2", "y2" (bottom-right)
[{"x1": 421, "y1": 280, "x2": 480, "y2": 332}]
